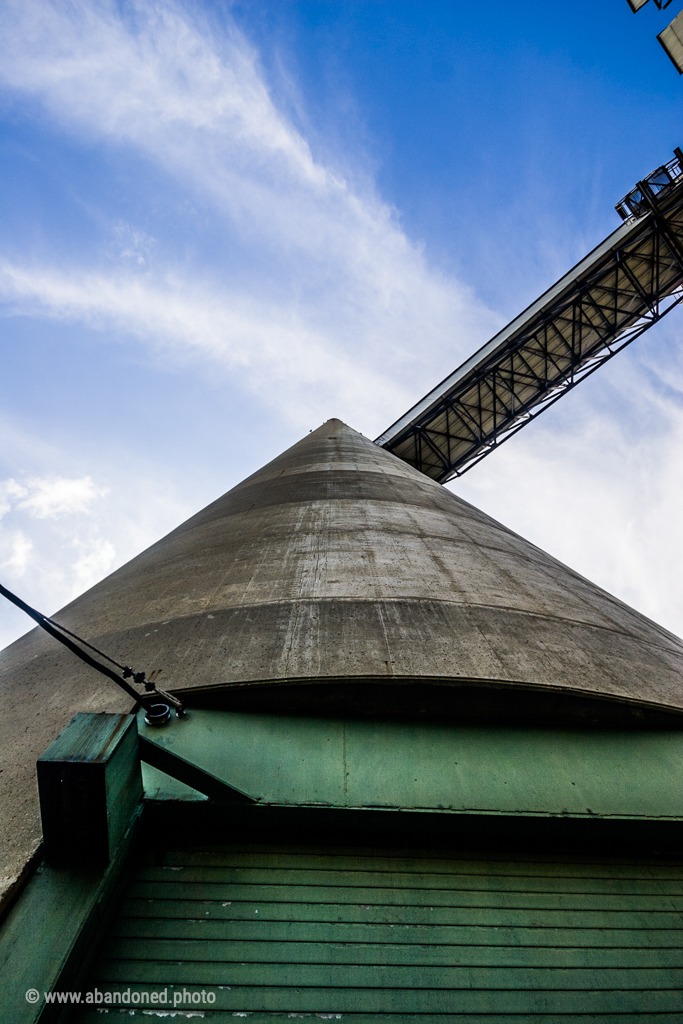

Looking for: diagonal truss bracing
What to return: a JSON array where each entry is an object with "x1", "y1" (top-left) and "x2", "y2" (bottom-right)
[{"x1": 375, "y1": 170, "x2": 683, "y2": 483}]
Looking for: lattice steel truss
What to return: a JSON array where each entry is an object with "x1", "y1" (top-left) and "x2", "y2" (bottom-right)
[{"x1": 376, "y1": 164, "x2": 683, "y2": 483}]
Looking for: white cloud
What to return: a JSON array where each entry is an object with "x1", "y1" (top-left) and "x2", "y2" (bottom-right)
[
  {"x1": 0, "y1": 473, "x2": 109, "y2": 595},
  {"x1": 71, "y1": 536, "x2": 117, "y2": 593},
  {"x1": 113, "y1": 223, "x2": 155, "y2": 265},
  {"x1": 0, "y1": 432, "x2": 196, "y2": 649},
  {"x1": 0, "y1": 479, "x2": 28, "y2": 519},
  {"x1": 0, "y1": 261, "x2": 423, "y2": 431},
  {"x1": 0, "y1": 0, "x2": 500, "y2": 435},
  {"x1": 16, "y1": 476, "x2": 107, "y2": 519},
  {"x1": 2, "y1": 532, "x2": 33, "y2": 577},
  {"x1": 0, "y1": 0, "x2": 324, "y2": 185}
]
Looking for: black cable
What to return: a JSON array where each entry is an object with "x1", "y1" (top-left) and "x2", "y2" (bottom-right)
[
  {"x1": 0, "y1": 582, "x2": 155, "y2": 711},
  {"x1": 41, "y1": 615, "x2": 128, "y2": 671}
]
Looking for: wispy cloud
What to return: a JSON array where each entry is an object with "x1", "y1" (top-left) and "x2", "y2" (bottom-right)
[
  {"x1": 0, "y1": 0, "x2": 499, "y2": 435},
  {"x1": 0, "y1": 470, "x2": 112, "y2": 628},
  {"x1": 2, "y1": 532, "x2": 33, "y2": 577},
  {"x1": 2, "y1": 475, "x2": 108, "y2": 519},
  {"x1": 0, "y1": 260, "x2": 416, "y2": 430},
  {"x1": 0, "y1": 423, "x2": 196, "y2": 648}
]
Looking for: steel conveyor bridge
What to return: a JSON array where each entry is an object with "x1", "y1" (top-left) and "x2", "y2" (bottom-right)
[{"x1": 376, "y1": 150, "x2": 683, "y2": 482}]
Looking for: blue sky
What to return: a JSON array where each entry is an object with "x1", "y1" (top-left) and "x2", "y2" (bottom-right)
[{"x1": 1, "y1": 0, "x2": 683, "y2": 647}]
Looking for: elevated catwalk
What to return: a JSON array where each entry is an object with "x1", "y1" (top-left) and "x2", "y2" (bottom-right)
[{"x1": 377, "y1": 152, "x2": 683, "y2": 480}]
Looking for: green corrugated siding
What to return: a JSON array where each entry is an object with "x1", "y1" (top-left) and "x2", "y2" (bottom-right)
[{"x1": 75, "y1": 845, "x2": 683, "y2": 1021}]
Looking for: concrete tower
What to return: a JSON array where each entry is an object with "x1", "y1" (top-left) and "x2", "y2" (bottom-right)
[{"x1": 2, "y1": 418, "x2": 683, "y2": 903}]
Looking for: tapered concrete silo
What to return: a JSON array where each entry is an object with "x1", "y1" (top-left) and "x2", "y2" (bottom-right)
[
  {"x1": 3, "y1": 417, "x2": 683, "y2": 895},
  {"x1": 3, "y1": 420, "x2": 683, "y2": 1021}
]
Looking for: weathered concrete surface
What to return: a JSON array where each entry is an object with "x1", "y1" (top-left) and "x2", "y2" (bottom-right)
[{"x1": 1, "y1": 419, "x2": 683, "y2": 904}]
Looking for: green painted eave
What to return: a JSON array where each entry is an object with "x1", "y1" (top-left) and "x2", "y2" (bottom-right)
[{"x1": 139, "y1": 709, "x2": 683, "y2": 820}]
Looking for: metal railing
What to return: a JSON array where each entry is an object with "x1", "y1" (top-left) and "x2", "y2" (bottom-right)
[{"x1": 615, "y1": 150, "x2": 683, "y2": 221}]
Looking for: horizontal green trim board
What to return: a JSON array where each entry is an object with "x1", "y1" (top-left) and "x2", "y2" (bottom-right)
[
  {"x1": 101, "y1": 937, "x2": 683, "y2": 968},
  {"x1": 135, "y1": 864, "x2": 683, "y2": 894},
  {"x1": 92, "y1": 961, "x2": 683, "y2": 987},
  {"x1": 120, "y1": 897, "x2": 683, "y2": 928},
  {"x1": 77, "y1": 982, "x2": 683, "y2": 1013},
  {"x1": 70, "y1": 1013, "x2": 683, "y2": 1024},
  {"x1": 159, "y1": 848, "x2": 683, "y2": 877},
  {"x1": 137, "y1": 709, "x2": 683, "y2": 820},
  {"x1": 126, "y1": 882, "x2": 683, "y2": 912},
  {"x1": 112, "y1": 918, "x2": 683, "y2": 947}
]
